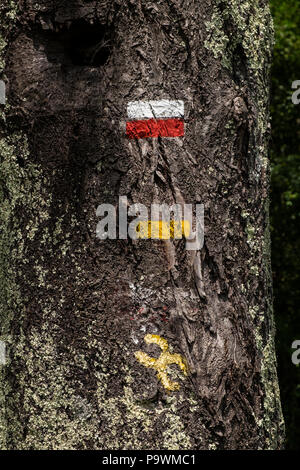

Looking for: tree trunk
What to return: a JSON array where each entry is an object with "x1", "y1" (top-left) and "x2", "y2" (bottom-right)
[{"x1": 0, "y1": 0, "x2": 285, "y2": 450}]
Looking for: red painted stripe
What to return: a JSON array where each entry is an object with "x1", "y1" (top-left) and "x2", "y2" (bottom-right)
[{"x1": 126, "y1": 118, "x2": 184, "y2": 139}]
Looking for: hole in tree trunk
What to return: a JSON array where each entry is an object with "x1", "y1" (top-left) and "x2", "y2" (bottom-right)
[
  {"x1": 41, "y1": 19, "x2": 111, "y2": 67},
  {"x1": 68, "y1": 19, "x2": 111, "y2": 66}
]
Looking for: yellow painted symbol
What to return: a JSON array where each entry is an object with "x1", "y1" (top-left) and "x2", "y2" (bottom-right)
[
  {"x1": 136, "y1": 220, "x2": 191, "y2": 240},
  {"x1": 135, "y1": 334, "x2": 187, "y2": 391}
]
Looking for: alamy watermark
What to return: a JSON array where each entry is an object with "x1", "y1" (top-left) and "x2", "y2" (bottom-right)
[
  {"x1": 0, "y1": 341, "x2": 6, "y2": 365},
  {"x1": 291, "y1": 80, "x2": 300, "y2": 105},
  {"x1": 0, "y1": 80, "x2": 5, "y2": 105},
  {"x1": 96, "y1": 196, "x2": 204, "y2": 251},
  {"x1": 291, "y1": 340, "x2": 300, "y2": 365}
]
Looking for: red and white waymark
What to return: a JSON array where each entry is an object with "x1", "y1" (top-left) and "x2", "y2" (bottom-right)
[{"x1": 126, "y1": 99, "x2": 184, "y2": 139}]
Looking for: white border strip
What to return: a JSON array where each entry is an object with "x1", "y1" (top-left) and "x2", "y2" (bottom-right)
[{"x1": 127, "y1": 100, "x2": 184, "y2": 120}]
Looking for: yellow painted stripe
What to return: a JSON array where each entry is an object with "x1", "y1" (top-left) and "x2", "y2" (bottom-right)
[{"x1": 136, "y1": 220, "x2": 191, "y2": 239}]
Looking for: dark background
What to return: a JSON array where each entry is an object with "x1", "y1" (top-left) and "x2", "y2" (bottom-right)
[{"x1": 270, "y1": 0, "x2": 300, "y2": 450}]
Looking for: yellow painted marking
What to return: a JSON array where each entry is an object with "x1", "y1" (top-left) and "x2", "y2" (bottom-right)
[
  {"x1": 135, "y1": 334, "x2": 187, "y2": 391},
  {"x1": 136, "y1": 220, "x2": 191, "y2": 239}
]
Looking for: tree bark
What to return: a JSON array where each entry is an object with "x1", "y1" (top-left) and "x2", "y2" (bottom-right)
[{"x1": 0, "y1": 0, "x2": 285, "y2": 450}]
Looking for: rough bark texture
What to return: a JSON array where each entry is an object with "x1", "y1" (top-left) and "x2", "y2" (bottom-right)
[{"x1": 0, "y1": 0, "x2": 284, "y2": 450}]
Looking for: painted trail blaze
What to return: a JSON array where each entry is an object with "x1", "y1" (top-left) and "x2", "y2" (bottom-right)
[
  {"x1": 135, "y1": 334, "x2": 187, "y2": 391},
  {"x1": 126, "y1": 100, "x2": 184, "y2": 139},
  {"x1": 136, "y1": 220, "x2": 191, "y2": 240}
]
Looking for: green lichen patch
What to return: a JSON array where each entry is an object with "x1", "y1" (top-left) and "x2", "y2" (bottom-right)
[
  {"x1": 204, "y1": 0, "x2": 274, "y2": 77},
  {"x1": 205, "y1": 0, "x2": 274, "y2": 178}
]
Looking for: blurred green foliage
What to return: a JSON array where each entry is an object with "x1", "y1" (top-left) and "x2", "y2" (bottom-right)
[{"x1": 270, "y1": 0, "x2": 300, "y2": 450}]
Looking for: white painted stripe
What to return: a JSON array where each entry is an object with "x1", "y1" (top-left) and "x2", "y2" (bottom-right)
[
  {"x1": 127, "y1": 100, "x2": 184, "y2": 120},
  {"x1": 0, "y1": 341, "x2": 6, "y2": 365}
]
